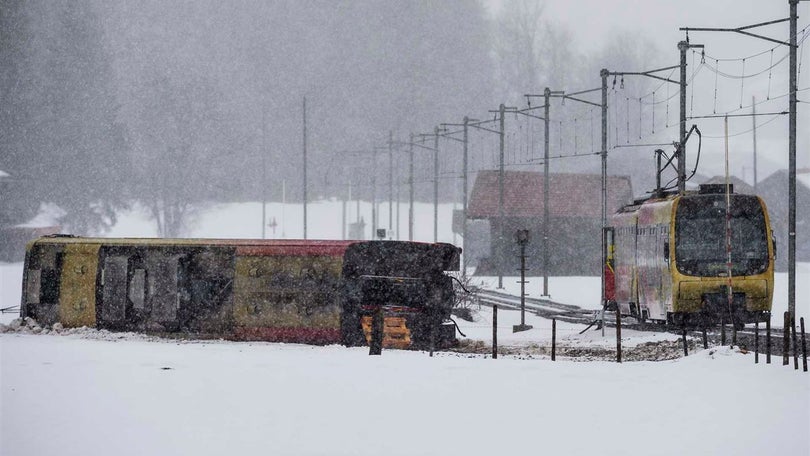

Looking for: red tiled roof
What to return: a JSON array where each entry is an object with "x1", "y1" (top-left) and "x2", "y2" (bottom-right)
[{"x1": 467, "y1": 171, "x2": 633, "y2": 219}]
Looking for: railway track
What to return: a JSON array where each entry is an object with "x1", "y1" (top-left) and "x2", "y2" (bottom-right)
[
  {"x1": 472, "y1": 288, "x2": 799, "y2": 357},
  {"x1": 474, "y1": 288, "x2": 594, "y2": 325}
]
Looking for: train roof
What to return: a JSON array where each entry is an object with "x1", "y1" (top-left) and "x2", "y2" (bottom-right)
[
  {"x1": 27, "y1": 236, "x2": 457, "y2": 258},
  {"x1": 615, "y1": 184, "x2": 761, "y2": 214},
  {"x1": 27, "y1": 236, "x2": 356, "y2": 256}
]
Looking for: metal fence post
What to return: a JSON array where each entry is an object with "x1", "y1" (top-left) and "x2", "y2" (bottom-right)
[
  {"x1": 552, "y1": 318, "x2": 556, "y2": 361},
  {"x1": 616, "y1": 309, "x2": 622, "y2": 363},
  {"x1": 782, "y1": 312, "x2": 790, "y2": 366},
  {"x1": 492, "y1": 305, "x2": 498, "y2": 359},
  {"x1": 793, "y1": 314, "x2": 799, "y2": 370},
  {"x1": 369, "y1": 306, "x2": 383, "y2": 356},
  {"x1": 766, "y1": 317, "x2": 771, "y2": 364},
  {"x1": 801, "y1": 317, "x2": 807, "y2": 373}
]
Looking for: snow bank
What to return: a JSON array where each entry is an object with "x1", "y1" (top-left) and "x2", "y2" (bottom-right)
[{"x1": 1, "y1": 333, "x2": 807, "y2": 456}]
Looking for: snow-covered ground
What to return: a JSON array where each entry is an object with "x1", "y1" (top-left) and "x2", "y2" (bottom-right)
[{"x1": 2, "y1": 200, "x2": 809, "y2": 455}]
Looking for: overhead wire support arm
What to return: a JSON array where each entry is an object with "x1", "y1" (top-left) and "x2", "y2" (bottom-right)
[
  {"x1": 680, "y1": 17, "x2": 793, "y2": 47},
  {"x1": 607, "y1": 64, "x2": 684, "y2": 85},
  {"x1": 436, "y1": 126, "x2": 466, "y2": 143},
  {"x1": 467, "y1": 123, "x2": 502, "y2": 135}
]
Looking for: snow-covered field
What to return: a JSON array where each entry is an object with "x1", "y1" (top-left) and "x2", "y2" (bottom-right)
[{"x1": 2, "y1": 200, "x2": 809, "y2": 455}]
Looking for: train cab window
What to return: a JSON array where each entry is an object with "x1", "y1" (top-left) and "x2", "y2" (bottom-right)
[
  {"x1": 40, "y1": 268, "x2": 61, "y2": 304},
  {"x1": 676, "y1": 195, "x2": 768, "y2": 276},
  {"x1": 129, "y1": 269, "x2": 146, "y2": 310}
]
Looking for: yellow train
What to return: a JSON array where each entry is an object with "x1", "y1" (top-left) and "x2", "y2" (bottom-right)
[
  {"x1": 606, "y1": 184, "x2": 775, "y2": 329},
  {"x1": 20, "y1": 236, "x2": 461, "y2": 348}
]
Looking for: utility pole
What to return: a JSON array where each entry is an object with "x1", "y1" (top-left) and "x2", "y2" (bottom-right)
[
  {"x1": 261, "y1": 105, "x2": 267, "y2": 239},
  {"x1": 601, "y1": 69, "x2": 609, "y2": 336},
  {"x1": 303, "y1": 96, "x2": 308, "y2": 239},
  {"x1": 498, "y1": 103, "x2": 505, "y2": 289},
  {"x1": 388, "y1": 130, "x2": 393, "y2": 239},
  {"x1": 788, "y1": 0, "x2": 798, "y2": 360},
  {"x1": 434, "y1": 126, "x2": 440, "y2": 243},
  {"x1": 678, "y1": 41, "x2": 688, "y2": 195},
  {"x1": 542, "y1": 88, "x2": 551, "y2": 297},
  {"x1": 372, "y1": 147, "x2": 377, "y2": 237},
  {"x1": 438, "y1": 117, "x2": 475, "y2": 278},
  {"x1": 677, "y1": 40, "x2": 704, "y2": 194},
  {"x1": 343, "y1": 181, "x2": 350, "y2": 240},
  {"x1": 528, "y1": 87, "x2": 597, "y2": 297},
  {"x1": 462, "y1": 117, "x2": 469, "y2": 279},
  {"x1": 409, "y1": 133, "x2": 414, "y2": 241}
]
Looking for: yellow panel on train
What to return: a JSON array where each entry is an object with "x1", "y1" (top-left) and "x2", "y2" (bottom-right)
[{"x1": 58, "y1": 243, "x2": 100, "y2": 327}]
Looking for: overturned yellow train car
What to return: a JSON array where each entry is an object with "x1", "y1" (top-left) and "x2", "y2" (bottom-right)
[{"x1": 20, "y1": 237, "x2": 461, "y2": 348}]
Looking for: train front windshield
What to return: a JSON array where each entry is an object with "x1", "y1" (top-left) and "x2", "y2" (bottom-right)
[{"x1": 675, "y1": 194, "x2": 768, "y2": 277}]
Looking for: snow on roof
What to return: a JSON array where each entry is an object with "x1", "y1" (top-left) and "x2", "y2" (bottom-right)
[{"x1": 0, "y1": 169, "x2": 8, "y2": 178}]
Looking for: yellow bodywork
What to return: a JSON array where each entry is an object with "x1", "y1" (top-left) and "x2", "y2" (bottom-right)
[
  {"x1": 360, "y1": 316, "x2": 411, "y2": 349},
  {"x1": 58, "y1": 243, "x2": 100, "y2": 327},
  {"x1": 669, "y1": 196, "x2": 775, "y2": 315},
  {"x1": 232, "y1": 255, "x2": 343, "y2": 330}
]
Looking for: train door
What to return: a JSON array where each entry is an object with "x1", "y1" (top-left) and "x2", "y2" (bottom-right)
[
  {"x1": 603, "y1": 227, "x2": 616, "y2": 308},
  {"x1": 100, "y1": 254, "x2": 129, "y2": 324},
  {"x1": 58, "y1": 243, "x2": 101, "y2": 327},
  {"x1": 144, "y1": 251, "x2": 184, "y2": 330}
]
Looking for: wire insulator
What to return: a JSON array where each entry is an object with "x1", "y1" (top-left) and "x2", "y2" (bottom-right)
[
  {"x1": 713, "y1": 59, "x2": 720, "y2": 114},
  {"x1": 739, "y1": 59, "x2": 745, "y2": 109},
  {"x1": 767, "y1": 49, "x2": 773, "y2": 100}
]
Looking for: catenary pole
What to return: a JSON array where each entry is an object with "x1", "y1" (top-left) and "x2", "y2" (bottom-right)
[
  {"x1": 678, "y1": 41, "x2": 688, "y2": 194},
  {"x1": 788, "y1": 0, "x2": 798, "y2": 363},
  {"x1": 372, "y1": 147, "x2": 377, "y2": 238},
  {"x1": 409, "y1": 133, "x2": 414, "y2": 241},
  {"x1": 303, "y1": 96, "x2": 308, "y2": 239},
  {"x1": 600, "y1": 69, "x2": 609, "y2": 335},
  {"x1": 434, "y1": 126, "x2": 440, "y2": 243},
  {"x1": 462, "y1": 117, "x2": 469, "y2": 279},
  {"x1": 388, "y1": 130, "x2": 393, "y2": 238},
  {"x1": 543, "y1": 88, "x2": 551, "y2": 297},
  {"x1": 262, "y1": 105, "x2": 267, "y2": 239},
  {"x1": 498, "y1": 103, "x2": 505, "y2": 289}
]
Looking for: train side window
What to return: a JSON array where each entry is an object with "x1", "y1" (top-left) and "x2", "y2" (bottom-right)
[
  {"x1": 26, "y1": 269, "x2": 41, "y2": 304},
  {"x1": 129, "y1": 269, "x2": 146, "y2": 310}
]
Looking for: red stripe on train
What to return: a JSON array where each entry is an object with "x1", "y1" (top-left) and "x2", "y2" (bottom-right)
[{"x1": 233, "y1": 326, "x2": 342, "y2": 344}]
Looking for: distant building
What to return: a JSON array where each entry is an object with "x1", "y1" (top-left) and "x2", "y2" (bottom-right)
[
  {"x1": 467, "y1": 171, "x2": 633, "y2": 276},
  {"x1": 755, "y1": 169, "x2": 810, "y2": 271}
]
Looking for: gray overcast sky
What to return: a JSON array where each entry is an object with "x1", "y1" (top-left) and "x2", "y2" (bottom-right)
[{"x1": 487, "y1": 0, "x2": 809, "y2": 181}]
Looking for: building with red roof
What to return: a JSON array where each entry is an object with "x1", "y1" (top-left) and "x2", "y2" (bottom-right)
[{"x1": 467, "y1": 170, "x2": 633, "y2": 276}]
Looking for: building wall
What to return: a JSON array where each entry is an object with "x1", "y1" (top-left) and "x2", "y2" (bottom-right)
[{"x1": 474, "y1": 216, "x2": 603, "y2": 277}]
